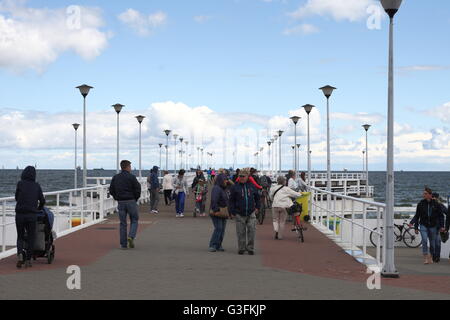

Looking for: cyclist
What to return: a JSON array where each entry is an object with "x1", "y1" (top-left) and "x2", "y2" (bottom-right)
[{"x1": 192, "y1": 170, "x2": 208, "y2": 217}]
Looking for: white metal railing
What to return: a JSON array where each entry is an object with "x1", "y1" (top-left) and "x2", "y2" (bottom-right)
[
  {"x1": 305, "y1": 182, "x2": 385, "y2": 270},
  {"x1": 309, "y1": 172, "x2": 367, "y2": 180},
  {"x1": 0, "y1": 177, "x2": 150, "y2": 260}
]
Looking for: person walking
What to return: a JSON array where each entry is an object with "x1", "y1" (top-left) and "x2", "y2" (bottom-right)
[
  {"x1": 15, "y1": 166, "x2": 46, "y2": 268},
  {"x1": 209, "y1": 174, "x2": 230, "y2": 252},
  {"x1": 109, "y1": 160, "x2": 142, "y2": 250},
  {"x1": 173, "y1": 169, "x2": 189, "y2": 218},
  {"x1": 410, "y1": 187, "x2": 445, "y2": 264},
  {"x1": 287, "y1": 170, "x2": 299, "y2": 191},
  {"x1": 228, "y1": 168, "x2": 261, "y2": 255},
  {"x1": 431, "y1": 193, "x2": 447, "y2": 263},
  {"x1": 162, "y1": 171, "x2": 173, "y2": 206},
  {"x1": 192, "y1": 170, "x2": 208, "y2": 217},
  {"x1": 269, "y1": 176, "x2": 302, "y2": 240},
  {"x1": 147, "y1": 166, "x2": 161, "y2": 214}
]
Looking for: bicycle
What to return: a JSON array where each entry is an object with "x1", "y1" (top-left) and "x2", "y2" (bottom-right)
[
  {"x1": 292, "y1": 212, "x2": 310, "y2": 243},
  {"x1": 256, "y1": 189, "x2": 269, "y2": 225},
  {"x1": 370, "y1": 220, "x2": 422, "y2": 248}
]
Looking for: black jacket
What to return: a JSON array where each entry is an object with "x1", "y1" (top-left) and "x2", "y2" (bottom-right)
[
  {"x1": 15, "y1": 166, "x2": 45, "y2": 215},
  {"x1": 210, "y1": 174, "x2": 228, "y2": 213},
  {"x1": 412, "y1": 199, "x2": 445, "y2": 229},
  {"x1": 446, "y1": 206, "x2": 450, "y2": 231},
  {"x1": 109, "y1": 171, "x2": 141, "y2": 202},
  {"x1": 228, "y1": 182, "x2": 260, "y2": 217}
]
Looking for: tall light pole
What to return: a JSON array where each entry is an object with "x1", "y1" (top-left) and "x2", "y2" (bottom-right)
[
  {"x1": 362, "y1": 150, "x2": 366, "y2": 174},
  {"x1": 185, "y1": 141, "x2": 189, "y2": 170},
  {"x1": 273, "y1": 135, "x2": 278, "y2": 175},
  {"x1": 179, "y1": 137, "x2": 184, "y2": 170},
  {"x1": 297, "y1": 144, "x2": 301, "y2": 175},
  {"x1": 197, "y1": 147, "x2": 201, "y2": 169},
  {"x1": 291, "y1": 146, "x2": 295, "y2": 169},
  {"x1": 135, "y1": 115, "x2": 145, "y2": 178},
  {"x1": 319, "y1": 85, "x2": 336, "y2": 194},
  {"x1": 278, "y1": 131, "x2": 284, "y2": 176},
  {"x1": 200, "y1": 148, "x2": 204, "y2": 169},
  {"x1": 112, "y1": 104, "x2": 125, "y2": 173},
  {"x1": 260, "y1": 147, "x2": 264, "y2": 171},
  {"x1": 72, "y1": 123, "x2": 80, "y2": 189},
  {"x1": 164, "y1": 130, "x2": 171, "y2": 172},
  {"x1": 159, "y1": 143, "x2": 163, "y2": 173},
  {"x1": 290, "y1": 116, "x2": 301, "y2": 176},
  {"x1": 303, "y1": 104, "x2": 315, "y2": 185},
  {"x1": 271, "y1": 138, "x2": 275, "y2": 176},
  {"x1": 381, "y1": 0, "x2": 402, "y2": 278},
  {"x1": 267, "y1": 141, "x2": 272, "y2": 175},
  {"x1": 76, "y1": 84, "x2": 93, "y2": 188},
  {"x1": 173, "y1": 134, "x2": 179, "y2": 174},
  {"x1": 363, "y1": 124, "x2": 371, "y2": 196}
]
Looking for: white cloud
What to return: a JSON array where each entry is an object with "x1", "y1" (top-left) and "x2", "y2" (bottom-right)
[
  {"x1": 0, "y1": 0, "x2": 110, "y2": 72},
  {"x1": 194, "y1": 15, "x2": 212, "y2": 24},
  {"x1": 118, "y1": 9, "x2": 167, "y2": 36},
  {"x1": 288, "y1": 0, "x2": 377, "y2": 22},
  {"x1": 426, "y1": 102, "x2": 450, "y2": 123},
  {"x1": 283, "y1": 24, "x2": 319, "y2": 35}
]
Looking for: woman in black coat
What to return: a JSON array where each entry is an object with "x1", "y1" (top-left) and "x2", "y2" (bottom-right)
[{"x1": 15, "y1": 166, "x2": 45, "y2": 268}]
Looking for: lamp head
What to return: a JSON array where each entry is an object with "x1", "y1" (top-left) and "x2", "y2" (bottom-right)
[
  {"x1": 278, "y1": 130, "x2": 284, "y2": 137},
  {"x1": 303, "y1": 104, "x2": 315, "y2": 114},
  {"x1": 290, "y1": 116, "x2": 301, "y2": 125},
  {"x1": 179, "y1": 137, "x2": 184, "y2": 143},
  {"x1": 159, "y1": 143, "x2": 163, "y2": 148},
  {"x1": 76, "y1": 84, "x2": 93, "y2": 98},
  {"x1": 112, "y1": 104, "x2": 124, "y2": 114},
  {"x1": 164, "y1": 129, "x2": 172, "y2": 136},
  {"x1": 267, "y1": 141, "x2": 272, "y2": 146},
  {"x1": 173, "y1": 134, "x2": 179, "y2": 139},
  {"x1": 363, "y1": 124, "x2": 371, "y2": 132},
  {"x1": 380, "y1": 0, "x2": 403, "y2": 18},
  {"x1": 297, "y1": 144, "x2": 301, "y2": 148},
  {"x1": 72, "y1": 123, "x2": 80, "y2": 131},
  {"x1": 136, "y1": 115, "x2": 146, "y2": 124},
  {"x1": 319, "y1": 85, "x2": 337, "y2": 98}
]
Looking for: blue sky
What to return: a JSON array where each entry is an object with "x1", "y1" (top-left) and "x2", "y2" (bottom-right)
[{"x1": 0, "y1": 0, "x2": 450, "y2": 170}]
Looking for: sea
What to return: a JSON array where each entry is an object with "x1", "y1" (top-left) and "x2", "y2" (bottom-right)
[{"x1": 1, "y1": 170, "x2": 449, "y2": 207}]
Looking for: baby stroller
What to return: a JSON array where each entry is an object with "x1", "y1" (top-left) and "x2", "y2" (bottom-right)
[{"x1": 32, "y1": 207, "x2": 56, "y2": 264}]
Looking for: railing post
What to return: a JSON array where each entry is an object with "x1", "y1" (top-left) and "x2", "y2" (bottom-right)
[
  {"x1": 69, "y1": 191, "x2": 73, "y2": 230},
  {"x1": 333, "y1": 194, "x2": 337, "y2": 236},
  {"x1": 363, "y1": 203, "x2": 367, "y2": 258},
  {"x1": 341, "y1": 197, "x2": 345, "y2": 243},
  {"x1": 351, "y1": 200, "x2": 355, "y2": 252},
  {"x1": 81, "y1": 190, "x2": 84, "y2": 226},
  {"x1": 56, "y1": 194, "x2": 60, "y2": 234},
  {"x1": 377, "y1": 207, "x2": 381, "y2": 267},
  {"x1": 2, "y1": 201, "x2": 6, "y2": 253},
  {"x1": 98, "y1": 186, "x2": 105, "y2": 220}
]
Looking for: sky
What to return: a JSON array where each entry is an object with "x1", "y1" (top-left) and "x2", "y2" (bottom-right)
[{"x1": 0, "y1": 0, "x2": 449, "y2": 171}]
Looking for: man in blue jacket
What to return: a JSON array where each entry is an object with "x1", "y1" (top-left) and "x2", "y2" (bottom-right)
[
  {"x1": 228, "y1": 168, "x2": 261, "y2": 255},
  {"x1": 148, "y1": 166, "x2": 160, "y2": 214},
  {"x1": 110, "y1": 160, "x2": 142, "y2": 250}
]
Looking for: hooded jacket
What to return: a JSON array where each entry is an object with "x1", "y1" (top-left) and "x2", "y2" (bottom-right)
[
  {"x1": 228, "y1": 181, "x2": 260, "y2": 217},
  {"x1": 210, "y1": 174, "x2": 229, "y2": 213},
  {"x1": 148, "y1": 166, "x2": 160, "y2": 190},
  {"x1": 15, "y1": 166, "x2": 45, "y2": 215},
  {"x1": 412, "y1": 199, "x2": 445, "y2": 229},
  {"x1": 109, "y1": 170, "x2": 142, "y2": 202}
]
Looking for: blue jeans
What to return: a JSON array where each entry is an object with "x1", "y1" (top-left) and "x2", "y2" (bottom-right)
[
  {"x1": 118, "y1": 201, "x2": 139, "y2": 248},
  {"x1": 175, "y1": 192, "x2": 186, "y2": 214},
  {"x1": 209, "y1": 216, "x2": 227, "y2": 249},
  {"x1": 419, "y1": 225, "x2": 438, "y2": 256},
  {"x1": 15, "y1": 214, "x2": 37, "y2": 260}
]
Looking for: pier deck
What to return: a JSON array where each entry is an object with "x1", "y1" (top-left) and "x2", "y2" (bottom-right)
[{"x1": 0, "y1": 194, "x2": 449, "y2": 300}]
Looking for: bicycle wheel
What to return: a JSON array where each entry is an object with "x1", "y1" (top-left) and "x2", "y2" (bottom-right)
[
  {"x1": 403, "y1": 228, "x2": 422, "y2": 248},
  {"x1": 370, "y1": 227, "x2": 383, "y2": 247},
  {"x1": 258, "y1": 205, "x2": 265, "y2": 225}
]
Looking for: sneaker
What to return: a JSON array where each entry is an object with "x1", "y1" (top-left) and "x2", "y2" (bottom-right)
[
  {"x1": 16, "y1": 253, "x2": 24, "y2": 269},
  {"x1": 180, "y1": 214, "x2": 185, "y2": 218},
  {"x1": 208, "y1": 247, "x2": 217, "y2": 252},
  {"x1": 248, "y1": 251, "x2": 255, "y2": 256},
  {"x1": 120, "y1": 247, "x2": 128, "y2": 250},
  {"x1": 127, "y1": 237, "x2": 135, "y2": 249},
  {"x1": 24, "y1": 260, "x2": 32, "y2": 268},
  {"x1": 274, "y1": 232, "x2": 279, "y2": 240},
  {"x1": 176, "y1": 214, "x2": 180, "y2": 218},
  {"x1": 238, "y1": 250, "x2": 245, "y2": 255},
  {"x1": 217, "y1": 247, "x2": 225, "y2": 252}
]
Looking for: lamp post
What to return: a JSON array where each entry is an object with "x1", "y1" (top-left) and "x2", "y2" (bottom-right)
[
  {"x1": 278, "y1": 131, "x2": 284, "y2": 177},
  {"x1": 267, "y1": 141, "x2": 272, "y2": 176},
  {"x1": 319, "y1": 85, "x2": 336, "y2": 194},
  {"x1": 173, "y1": 134, "x2": 179, "y2": 174},
  {"x1": 72, "y1": 123, "x2": 80, "y2": 189},
  {"x1": 290, "y1": 116, "x2": 301, "y2": 176},
  {"x1": 291, "y1": 146, "x2": 295, "y2": 169},
  {"x1": 197, "y1": 147, "x2": 201, "y2": 169},
  {"x1": 159, "y1": 143, "x2": 163, "y2": 173},
  {"x1": 297, "y1": 144, "x2": 301, "y2": 176},
  {"x1": 201, "y1": 148, "x2": 204, "y2": 169},
  {"x1": 380, "y1": 0, "x2": 402, "y2": 279},
  {"x1": 76, "y1": 84, "x2": 93, "y2": 188},
  {"x1": 362, "y1": 150, "x2": 366, "y2": 174},
  {"x1": 185, "y1": 141, "x2": 189, "y2": 170},
  {"x1": 112, "y1": 104, "x2": 125, "y2": 173},
  {"x1": 179, "y1": 137, "x2": 184, "y2": 170},
  {"x1": 260, "y1": 147, "x2": 264, "y2": 171},
  {"x1": 135, "y1": 115, "x2": 145, "y2": 178},
  {"x1": 164, "y1": 130, "x2": 171, "y2": 172},
  {"x1": 273, "y1": 135, "x2": 278, "y2": 176},
  {"x1": 363, "y1": 124, "x2": 371, "y2": 196},
  {"x1": 303, "y1": 104, "x2": 315, "y2": 185}
]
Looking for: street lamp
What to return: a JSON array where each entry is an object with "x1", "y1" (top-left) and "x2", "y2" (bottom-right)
[
  {"x1": 303, "y1": 104, "x2": 315, "y2": 185},
  {"x1": 72, "y1": 123, "x2": 80, "y2": 189},
  {"x1": 173, "y1": 134, "x2": 179, "y2": 174},
  {"x1": 291, "y1": 146, "x2": 295, "y2": 169},
  {"x1": 363, "y1": 124, "x2": 371, "y2": 196},
  {"x1": 76, "y1": 84, "x2": 93, "y2": 188},
  {"x1": 290, "y1": 116, "x2": 301, "y2": 176},
  {"x1": 112, "y1": 104, "x2": 125, "y2": 173},
  {"x1": 319, "y1": 85, "x2": 336, "y2": 194},
  {"x1": 267, "y1": 141, "x2": 272, "y2": 176},
  {"x1": 135, "y1": 115, "x2": 145, "y2": 178},
  {"x1": 164, "y1": 130, "x2": 171, "y2": 172},
  {"x1": 297, "y1": 144, "x2": 301, "y2": 176},
  {"x1": 273, "y1": 135, "x2": 278, "y2": 175},
  {"x1": 278, "y1": 130, "x2": 284, "y2": 176},
  {"x1": 185, "y1": 141, "x2": 189, "y2": 170},
  {"x1": 200, "y1": 147, "x2": 204, "y2": 169},
  {"x1": 260, "y1": 147, "x2": 264, "y2": 171},
  {"x1": 380, "y1": 0, "x2": 403, "y2": 279},
  {"x1": 159, "y1": 143, "x2": 163, "y2": 173},
  {"x1": 197, "y1": 147, "x2": 201, "y2": 169},
  {"x1": 179, "y1": 137, "x2": 184, "y2": 170}
]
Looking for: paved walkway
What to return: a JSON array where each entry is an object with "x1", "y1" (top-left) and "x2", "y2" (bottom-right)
[{"x1": 0, "y1": 193, "x2": 449, "y2": 300}]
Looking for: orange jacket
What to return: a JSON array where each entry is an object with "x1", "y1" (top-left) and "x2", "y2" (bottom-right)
[{"x1": 235, "y1": 176, "x2": 263, "y2": 190}]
